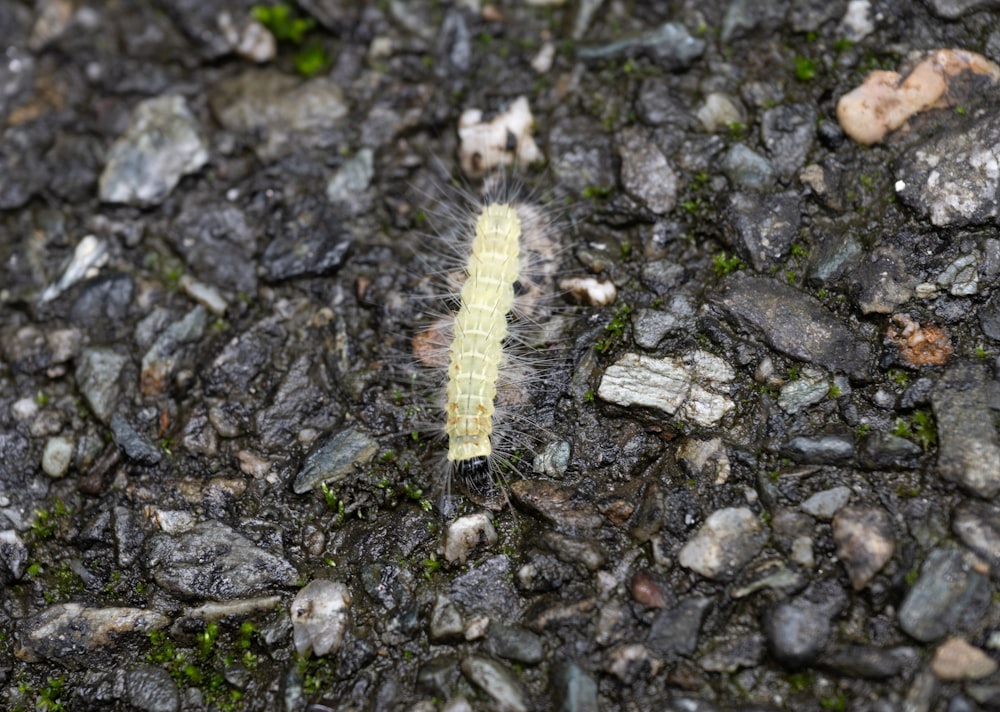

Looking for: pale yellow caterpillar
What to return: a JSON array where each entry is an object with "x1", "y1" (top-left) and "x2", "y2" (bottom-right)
[{"x1": 445, "y1": 203, "x2": 522, "y2": 471}]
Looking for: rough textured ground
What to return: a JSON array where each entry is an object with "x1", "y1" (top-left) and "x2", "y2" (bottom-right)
[{"x1": 3, "y1": 1, "x2": 1000, "y2": 711}]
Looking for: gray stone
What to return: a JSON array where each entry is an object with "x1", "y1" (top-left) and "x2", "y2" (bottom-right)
[
  {"x1": 850, "y1": 248, "x2": 918, "y2": 314},
  {"x1": 99, "y1": 95, "x2": 208, "y2": 207},
  {"x1": 819, "y1": 644, "x2": 909, "y2": 680},
  {"x1": 763, "y1": 580, "x2": 847, "y2": 668},
  {"x1": 721, "y1": 144, "x2": 775, "y2": 191},
  {"x1": 109, "y1": 414, "x2": 162, "y2": 466},
  {"x1": 551, "y1": 659, "x2": 599, "y2": 712},
  {"x1": 781, "y1": 429, "x2": 856, "y2": 465},
  {"x1": 508, "y1": 480, "x2": 603, "y2": 532},
  {"x1": 70, "y1": 274, "x2": 134, "y2": 336},
  {"x1": 260, "y1": 196, "x2": 352, "y2": 282},
  {"x1": 292, "y1": 426, "x2": 378, "y2": 494},
  {"x1": 0, "y1": 529, "x2": 28, "y2": 583},
  {"x1": 761, "y1": 103, "x2": 817, "y2": 180},
  {"x1": 75, "y1": 347, "x2": 128, "y2": 423},
  {"x1": 898, "y1": 548, "x2": 991, "y2": 642},
  {"x1": 800, "y1": 486, "x2": 852, "y2": 520},
  {"x1": 487, "y1": 623, "x2": 544, "y2": 665},
  {"x1": 39, "y1": 235, "x2": 109, "y2": 304},
  {"x1": 210, "y1": 69, "x2": 348, "y2": 161},
  {"x1": 0, "y1": 125, "x2": 48, "y2": 210},
  {"x1": 926, "y1": 0, "x2": 1000, "y2": 19},
  {"x1": 931, "y1": 363, "x2": 1000, "y2": 498},
  {"x1": 981, "y1": 291, "x2": 1000, "y2": 340},
  {"x1": 646, "y1": 597, "x2": 712, "y2": 657},
  {"x1": 146, "y1": 520, "x2": 298, "y2": 600},
  {"x1": 778, "y1": 368, "x2": 832, "y2": 414},
  {"x1": 724, "y1": 189, "x2": 800, "y2": 270},
  {"x1": 170, "y1": 199, "x2": 258, "y2": 295},
  {"x1": 618, "y1": 128, "x2": 677, "y2": 215},
  {"x1": 442, "y1": 513, "x2": 497, "y2": 565},
  {"x1": 548, "y1": 116, "x2": 615, "y2": 193},
  {"x1": 598, "y1": 350, "x2": 735, "y2": 428},
  {"x1": 460, "y1": 655, "x2": 528, "y2": 712},
  {"x1": 576, "y1": 22, "x2": 704, "y2": 70},
  {"x1": 326, "y1": 147, "x2": 374, "y2": 216},
  {"x1": 678, "y1": 507, "x2": 767, "y2": 580},
  {"x1": 256, "y1": 354, "x2": 340, "y2": 450},
  {"x1": 429, "y1": 594, "x2": 465, "y2": 643},
  {"x1": 712, "y1": 275, "x2": 872, "y2": 380},
  {"x1": 140, "y1": 306, "x2": 207, "y2": 397},
  {"x1": 894, "y1": 112, "x2": 1000, "y2": 227},
  {"x1": 450, "y1": 555, "x2": 519, "y2": 619},
  {"x1": 858, "y1": 431, "x2": 923, "y2": 470},
  {"x1": 126, "y1": 665, "x2": 179, "y2": 712}
]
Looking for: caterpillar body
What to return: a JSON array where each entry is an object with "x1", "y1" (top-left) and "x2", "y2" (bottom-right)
[{"x1": 445, "y1": 203, "x2": 521, "y2": 473}]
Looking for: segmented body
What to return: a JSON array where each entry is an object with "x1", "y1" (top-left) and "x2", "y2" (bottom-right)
[{"x1": 445, "y1": 203, "x2": 521, "y2": 464}]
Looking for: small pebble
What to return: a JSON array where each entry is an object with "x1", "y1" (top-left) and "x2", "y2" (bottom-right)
[{"x1": 42, "y1": 436, "x2": 74, "y2": 478}]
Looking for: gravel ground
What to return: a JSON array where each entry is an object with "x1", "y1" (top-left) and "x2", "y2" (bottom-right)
[{"x1": 3, "y1": 1, "x2": 1000, "y2": 711}]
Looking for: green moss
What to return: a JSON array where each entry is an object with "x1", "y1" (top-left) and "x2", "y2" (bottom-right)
[
  {"x1": 793, "y1": 56, "x2": 817, "y2": 81},
  {"x1": 712, "y1": 252, "x2": 743, "y2": 277},
  {"x1": 252, "y1": 3, "x2": 315, "y2": 43},
  {"x1": 594, "y1": 303, "x2": 633, "y2": 353}
]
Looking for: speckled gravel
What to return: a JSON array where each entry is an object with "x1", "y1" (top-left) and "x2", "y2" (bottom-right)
[{"x1": 2, "y1": 1, "x2": 1000, "y2": 711}]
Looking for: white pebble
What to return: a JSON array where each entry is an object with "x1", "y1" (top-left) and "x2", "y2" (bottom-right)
[{"x1": 41, "y1": 436, "x2": 73, "y2": 478}]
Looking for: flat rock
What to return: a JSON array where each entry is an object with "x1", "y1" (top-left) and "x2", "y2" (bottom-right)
[
  {"x1": 16, "y1": 603, "x2": 168, "y2": 663},
  {"x1": 832, "y1": 506, "x2": 895, "y2": 590},
  {"x1": 99, "y1": 95, "x2": 208, "y2": 207},
  {"x1": 898, "y1": 547, "x2": 991, "y2": 642},
  {"x1": 931, "y1": 363, "x2": 1000, "y2": 498},
  {"x1": 146, "y1": 520, "x2": 298, "y2": 601},
  {"x1": 711, "y1": 275, "x2": 872, "y2": 380}
]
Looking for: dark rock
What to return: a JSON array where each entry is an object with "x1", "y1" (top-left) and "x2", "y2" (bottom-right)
[
  {"x1": 70, "y1": 274, "x2": 135, "y2": 336},
  {"x1": 45, "y1": 133, "x2": 102, "y2": 202},
  {"x1": 898, "y1": 547, "x2": 991, "y2": 642},
  {"x1": 261, "y1": 197, "x2": 351, "y2": 282},
  {"x1": 509, "y1": 479, "x2": 604, "y2": 532},
  {"x1": 780, "y1": 428, "x2": 856, "y2": 465},
  {"x1": 16, "y1": 603, "x2": 169, "y2": 663},
  {"x1": 548, "y1": 116, "x2": 615, "y2": 193},
  {"x1": 449, "y1": 555, "x2": 519, "y2": 619},
  {"x1": 636, "y1": 78, "x2": 692, "y2": 127},
  {"x1": 858, "y1": 431, "x2": 923, "y2": 470},
  {"x1": 254, "y1": 354, "x2": 339, "y2": 449},
  {"x1": 848, "y1": 248, "x2": 918, "y2": 315},
  {"x1": 293, "y1": 427, "x2": 379, "y2": 494},
  {"x1": 75, "y1": 347, "x2": 128, "y2": 423},
  {"x1": 487, "y1": 623, "x2": 544, "y2": 665},
  {"x1": 646, "y1": 597, "x2": 712, "y2": 657},
  {"x1": 416, "y1": 654, "x2": 460, "y2": 698},
  {"x1": 931, "y1": 363, "x2": 1000, "y2": 498},
  {"x1": 721, "y1": 145, "x2": 775, "y2": 191},
  {"x1": 760, "y1": 104, "x2": 817, "y2": 181},
  {"x1": 981, "y1": 291, "x2": 1000, "y2": 340},
  {"x1": 762, "y1": 580, "x2": 847, "y2": 668},
  {"x1": 146, "y1": 520, "x2": 298, "y2": 601},
  {"x1": 818, "y1": 644, "x2": 910, "y2": 679},
  {"x1": 722, "y1": 191, "x2": 799, "y2": 269},
  {"x1": 203, "y1": 317, "x2": 286, "y2": 398},
  {"x1": 698, "y1": 631, "x2": 765, "y2": 672},
  {"x1": 0, "y1": 530, "x2": 28, "y2": 583},
  {"x1": 0, "y1": 125, "x2": 49, "y2": 210},
  {"x1": 428, "y1": 594, "x2": 464, "y2": 644},
  {"x1": 210, "y1": 69, "x2": 348, "y2": 161},
  {"x1": 712, "y1": 275, "x2": 872, "y2": 380},
  {"x1": 126, "y1": 664, "x2": 180, "y2": 712},
  {"x1": 109, "y1": 414, "x2": 162, "y2": 466},
  {"x1": 170, "y1": 198, "x2": 258, "y2": 294}
]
